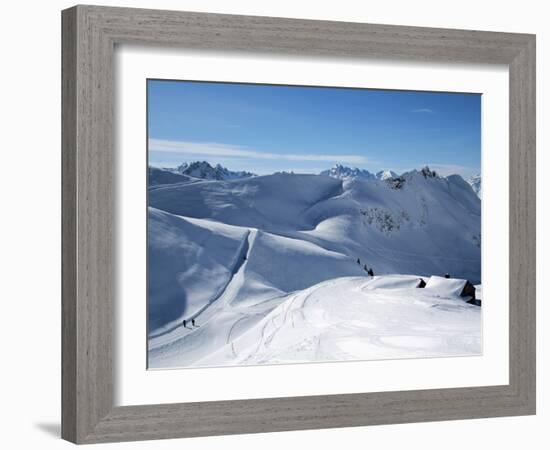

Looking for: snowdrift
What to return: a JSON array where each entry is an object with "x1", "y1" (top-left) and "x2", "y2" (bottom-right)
[
  {"x1": 424, "y1": 275, "x2": 467, "y2": 298},
  {"x1": 361, "y1": 274, "x2": 425, "y2": 290}
]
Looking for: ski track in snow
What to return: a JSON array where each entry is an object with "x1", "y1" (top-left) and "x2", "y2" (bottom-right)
[
  {"x1": 149, "y1": 228, "x2": 253, "y2": 339},
  {"x1": 149, "y1": 228, "x2": 257, "y2": 345}
]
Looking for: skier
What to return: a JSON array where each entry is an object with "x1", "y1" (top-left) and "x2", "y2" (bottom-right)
[
  {"x1": 363, "y1": 264, "x2": 368, "y2": 272},
  {"x1": 444, "y1": 273, "x2": 450, "y2": 279},
  {"x1": 183, "y1": 319, "x2": 187, "y2": 328},
  {"x1": 367, "y1": 268, "x2": 374, "y2": 277},
  {"x1": 357, "y1": 257, "x2": 361, "y2": 265},
  {"x1": 192, "y1": 318, "x2": 196, "y2": 327}
]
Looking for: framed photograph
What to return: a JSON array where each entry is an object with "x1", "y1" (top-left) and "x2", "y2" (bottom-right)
[{"x1": 62, "y1": 5, "x2": 536, "y2": 444}]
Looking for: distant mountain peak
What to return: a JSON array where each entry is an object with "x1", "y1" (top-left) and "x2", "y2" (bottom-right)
[
  {"x1": 376, "y1": 170, "x2": 398, "y2": 180},
  {"x1": 176, "y1": 161, "x2": 256, "y2": 181},
  {"x1": 420, "y1": 166, "x2": 438, "y2": 178},
  {"x1": 381, "y1": 166, "x2": 443, "y2": 190},
  {"x1": 320, "y1": 164, "x2": 376, "y2": 181},
  {"x1": 397, "y1": 166, "x2": 440, "y2": 180},
  {"x1": 320, "y1": 164, "x2": 401, "y2": 182}
]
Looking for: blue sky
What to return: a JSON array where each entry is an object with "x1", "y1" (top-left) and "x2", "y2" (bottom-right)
[{"x1": 148, "y1": 79, "x2": 481, "y2": 178}]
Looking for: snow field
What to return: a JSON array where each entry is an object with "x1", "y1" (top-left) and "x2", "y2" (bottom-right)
[{"x1": 147, "y1": 167, "x2": 482, "y2": 368}]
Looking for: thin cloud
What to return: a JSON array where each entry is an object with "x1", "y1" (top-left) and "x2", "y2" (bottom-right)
[
  {"x1": 149, "y1": 139, "x2": 370, "y2": 165},
  {"x1": 411, "y1": 108, "x2": 435, "y2": 114}
]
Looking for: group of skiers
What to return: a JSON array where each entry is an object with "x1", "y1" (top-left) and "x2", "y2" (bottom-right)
[
  {"x1": 182, "y1": 318, "x2": 197, "y2": 328},
  {"x1": 356, "y1": 258, "x2": 374, "y2": 276}
]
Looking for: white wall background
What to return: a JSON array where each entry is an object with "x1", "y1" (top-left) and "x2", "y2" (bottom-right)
[{"x1": 0, "y1": 1, "x2": 546, "y2": 448}]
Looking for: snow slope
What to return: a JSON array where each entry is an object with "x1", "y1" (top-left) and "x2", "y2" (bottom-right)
[
  {"x1": 148, "y1": 172, "x2": 344, "y2": 230},
  {"x1": 149, "y1": 169, "x2": 481, "y2": 282},
  {"x1": 147, "y1": 208, "x2": 250, "y2": 332},
  {"x1": 149, "y1": 275, "x2": 481, "y2": 368},
  {"x1": 147, "y1": 165, "x2": 481, "y2": 368},
  {"x1": 148, "y1": 166, "x2": 194, "y2": 186},
  {"x1": 147, "y1": 206, "x2": 365, "y2": 332}
]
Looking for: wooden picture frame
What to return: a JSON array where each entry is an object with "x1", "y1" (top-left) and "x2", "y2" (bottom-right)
[{"x1": 62, "y1": 5, "x2": 536, "y2": 444}]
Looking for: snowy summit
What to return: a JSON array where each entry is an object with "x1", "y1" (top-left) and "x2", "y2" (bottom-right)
[
  {"x1": 176, "y1": 161, "x2": 256, "y2": 181},
  {"x1": 319, "y1": 164, "x2": 377, "y2": 181},
  {"x1": 376, "y1": 169, "x2": 399, "y2": 180},
  {"x1": 320, "y1": 164, "x2": 400, "y2": 181}
]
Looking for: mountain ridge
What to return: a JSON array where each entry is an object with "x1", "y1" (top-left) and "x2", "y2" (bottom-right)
[{"x1": 174, "y1": 160, "x2": 256, "y2": 181}]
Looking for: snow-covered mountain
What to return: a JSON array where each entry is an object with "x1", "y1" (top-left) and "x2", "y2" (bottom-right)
[
  {"x1": 319, "y1": 164, "x2": 376, "y2": 180},
  {"x1": 376, "y1": 169, "x2": 399, "y2": 180},
  {"x1": 320, "y1": 164, "x2": 400, "y2": 181},
  {"x1": 469, "y1": 174, "x2": 482, "y2": 199},
  {"x1": 147, "y1": 164, "x2": 481, "y2": 367},
  {"x1": 175, "y1": 161, "x2": 256, "y2": 181}
]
